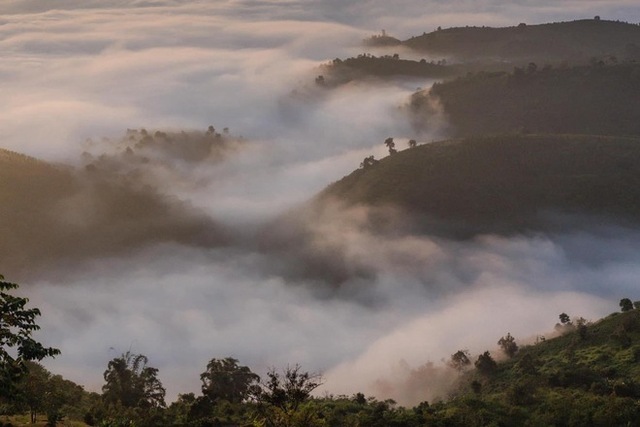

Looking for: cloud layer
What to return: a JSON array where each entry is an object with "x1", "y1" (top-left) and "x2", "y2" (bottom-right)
[{"x1": 3, "y1": 0, "x2": 640, "y2": 404}]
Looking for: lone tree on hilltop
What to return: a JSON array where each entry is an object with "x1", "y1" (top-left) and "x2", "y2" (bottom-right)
[
  {"x1": 408, "y1": 139, "x2": 417, "y2": 148},
  {"x1": 0, "y1": 275, "x2": 60, "y2": 398},
  {"x1": 620, "y1": 298, "x2": 634, "y2": 312},
  {"x1": 384, "y1": 137, "x2": 397, "y2": 155}
]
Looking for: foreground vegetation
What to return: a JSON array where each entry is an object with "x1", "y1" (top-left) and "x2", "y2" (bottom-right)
[{"x1": 2, "y1": 273, "x2": 640, "y2": 426}]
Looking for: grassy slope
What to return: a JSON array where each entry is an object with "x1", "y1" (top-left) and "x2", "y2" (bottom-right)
[
  {"x1": 403, "y1": 19, "x2": 640, "y2": 62},
  {"x1": 321, "y1": 135, "x2": 640, "y2": 231}
]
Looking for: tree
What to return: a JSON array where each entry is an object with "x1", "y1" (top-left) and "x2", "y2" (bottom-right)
[
  {"x1": 498, "y1": 333, "x2": 518, "y2": 358},
  {"x1": 408, "y1": 139, "x2": 417, "y2": 148},
  {"x1": 475, "y1": 351, "x2": 497, "y2": 375},
  {"x1": 360, "y1": 155, "x2": 378, "y2": 169},
  {"x1": 559, "y1": 313, "x2": 571, "y2": 325},
  {"x1": 449, "y1": 350, "x2": 471, "y2": 372},
  {"x1": 256, "y1": 365, "x2": 323, "y2": 427},
  {"x1": 102, "y1": 351, "x2": 165, "y2": 410},
  {"x1": 200, "y1": 357, "x2": 260, "y2": 404},
  {"x1": 384, "y1": 137, "x2": 397, "y2": 155},
  {"x1": 14, "y1": 362, "x2": 85, "y2": 426},
  {"x1": 0, "y1": 275, "x2": 60, "y2": 397},
  {"x1": 620, "y1": 298, "x2": 634, "y2": 312},
  {"x1": 575, "y1": 317, "x2": 589, "y2": 340}
]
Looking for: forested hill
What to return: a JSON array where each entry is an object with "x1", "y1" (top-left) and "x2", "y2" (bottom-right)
[
  {"x1": 428, "y1": 305, "x2": 640, "y2": 425},
  {"x1": 320, "y1": 135, "x2": 640, "y2": 233},
  {"x1": 402, "y1": 19, "x2": 640, "y2": 62},
  {"x1": 0, "y1": 130, "x2": 231, "y2": 280},
  {"x1": 409, "y1": 62, "x2": 640, "y2": 137}
]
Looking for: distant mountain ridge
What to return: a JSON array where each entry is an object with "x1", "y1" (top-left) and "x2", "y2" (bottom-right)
[{"x1": 403, "y1": 19, "x2": 640, "y2": 62}]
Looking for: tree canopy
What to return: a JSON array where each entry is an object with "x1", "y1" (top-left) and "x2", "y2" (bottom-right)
[
  {"x1": 0, "y1": 275, "x2": 60, "y2": 397},
  {"x1": 200, "y1": 357, "x2": 260, "y2": 403},
  {"x1": 102, "y1": 351, "x2": 166, "y2": 410}
]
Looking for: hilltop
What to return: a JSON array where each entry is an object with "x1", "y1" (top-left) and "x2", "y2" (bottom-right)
[
  {"x1": 403, "y1": 19, "x2": 640, "y2": 63},
  {"x1": 320, "y1": 19, "x2": 640, "y2": 87},
  {"x1": 319, "y1": 134, "x2": 640, "y2": 234},
  {"x1": 0, "y1": 128, "x2": 236, "y2": 280}
]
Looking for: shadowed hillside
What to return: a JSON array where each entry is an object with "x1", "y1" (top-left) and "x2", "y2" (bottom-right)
[
  {"x1": 403, "y1": 19, "x2": 640, "y2": 63},
  {"x1": 0, "y1": 142, "x2": 227, "y2": 281},
  {"x1": 320, "y1": 135, "x2": 640, "y2": 233},
  {"x1": 409, "y1": 62, "x2": 640, "y2": 137}
]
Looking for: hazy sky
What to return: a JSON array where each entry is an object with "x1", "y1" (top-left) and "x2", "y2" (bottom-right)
[{"x1": 3, "y1": 0, "x2": 640, "y2": 403}]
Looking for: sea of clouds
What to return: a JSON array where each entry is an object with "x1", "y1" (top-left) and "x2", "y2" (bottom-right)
[{"x1": 2, "y1": 0, "x2": 640, "y2": 403}]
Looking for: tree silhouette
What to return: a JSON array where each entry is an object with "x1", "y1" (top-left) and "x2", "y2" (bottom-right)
[
  {"x1": 0, "y1": 275, "x2": 60, "y2": 398},
  {"x1": 475, "y1": 351, "x2": 497, "y2": 375},
  {"x1": 102, "y1": 351, "x2": 166, "y2": 409},
  {"x1": 200, "y1": 357, "x2": 260, "y2": 404},
  {"x1": 408, "y1": 139, "x2": 417, "y2": 148},
  {"x1": 620, "y1": 298, "x2": 634, "y2": 312},
  {"x1": 384, "y1": 137, "x2": 397, "y2": 155},
  {"x1": 449, "y1": 350, "x2": 471, "y2": 372},
  {"x1": 498, "y1": 333, "x2": 518, "y2": 358},
  {"x1": 360, "y1": 155, "x2": 378, "y2": 169}
]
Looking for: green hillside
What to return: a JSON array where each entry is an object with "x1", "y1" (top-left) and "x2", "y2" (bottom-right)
[
  {"x1": 320, "y1": 135, "x2": 640, "y2": 233},
  {"x1": 409, "y1": 62, "x2": 640, "y2": 137},
  {"x1": 433, "y1": 308, "x2": 640, "y2": 426},
  {"x1": 403, "y1": 19, "x2": 640, "y2": 63}
]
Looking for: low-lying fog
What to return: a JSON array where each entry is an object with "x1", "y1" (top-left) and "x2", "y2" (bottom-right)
[{"x1": 3, "y1": 0, "x2": 640, "y2": 404}]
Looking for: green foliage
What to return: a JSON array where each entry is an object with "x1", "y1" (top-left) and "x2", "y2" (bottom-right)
[
  {"x1": 620, "y1": 298, "x2": 634, "y2": 312},
  {"x1": 449, "y1": 350, "x2": 471, "y2": 372},
  {"x1": 102, "y1": 352, "x2": 165, "y2": 410},
  {"x1": 474, "y1": 352, "x2": 497, "y2": 375},
  {"x1": 498, "y1": 333, "x2": 518, "y2": 358},
  {"x1": 98, "y1": 352, "x2": 165, "y2": 427},
  {"x1": 200, "y1": 357, "x2": 260, "y2": 403},
  {"x1": 0, "y1": 275, "x2": 60, "y2": 398},
  {"x1": 256, "y1": 365, "x2": 323, "y2": 427}
]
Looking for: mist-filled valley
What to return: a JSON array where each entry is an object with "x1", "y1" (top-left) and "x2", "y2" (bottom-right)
[{"x1": 3, "y1": 1, "x2": 640, "y2": 426}]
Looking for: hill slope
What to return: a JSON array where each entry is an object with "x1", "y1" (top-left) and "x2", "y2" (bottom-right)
[
  {"x1": 409, "y1": 62, "x2": 640, "y2": 137},
  {"x1": 0, "y1": 147, "x2": 225, "y2": 280},
  {"x1": 320, "y1": 135, "x2": 640, "y2": 233},
  {"x1": 403, "y1": 19, "x2": 640, "y2": 63},
  {"x1": 433, "y1": 308, "x2": 640, "y2": 426}
]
